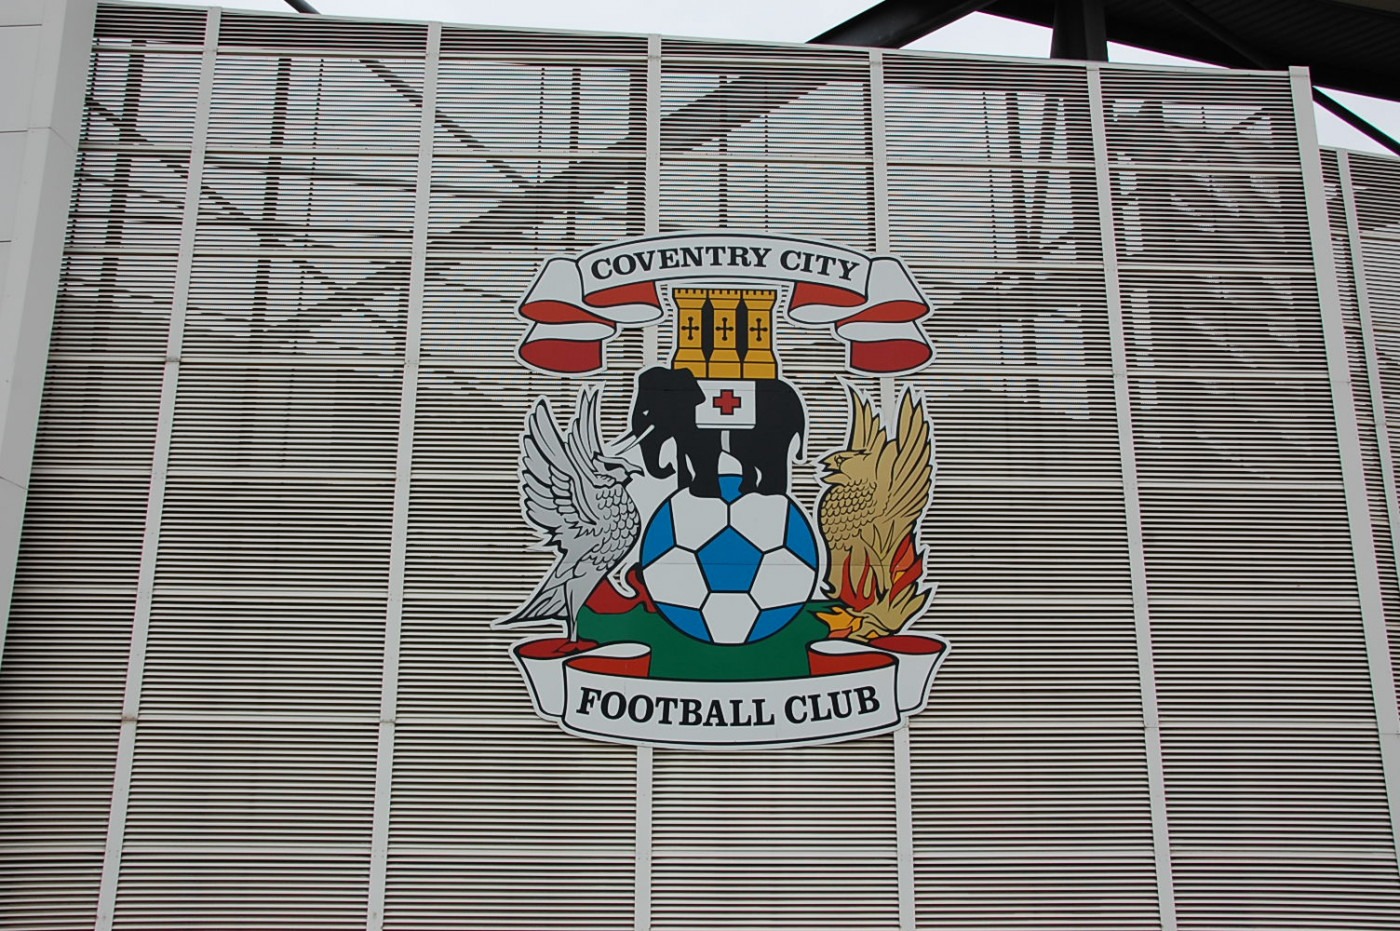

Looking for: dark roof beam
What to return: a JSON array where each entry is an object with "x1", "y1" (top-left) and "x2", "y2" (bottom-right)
[
  {"x1": 1314, "y1": 89, "x2": 1400, "y2": 157},
  {"x1": 1050, "y1": 0, "x2": 1107, "y2": 61},
  {"x1": 1154, "y1": 0, "x2": 1400, "y2": 158},
  {"x1": 811, "y1": 0, "x2": 996, "y2": 48}
]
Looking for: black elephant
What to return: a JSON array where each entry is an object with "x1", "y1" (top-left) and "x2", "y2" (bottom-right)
[{"x1": 628, "y1": 366, "x2": 804, "y2": 498}]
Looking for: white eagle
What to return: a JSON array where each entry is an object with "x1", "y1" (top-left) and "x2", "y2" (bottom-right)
[{"x1": 493, "y1": 387, "x2": 642, "y2": 642}]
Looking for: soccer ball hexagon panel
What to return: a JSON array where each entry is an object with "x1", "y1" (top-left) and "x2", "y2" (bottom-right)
[{"x1": 640, "y1": 478, "x2": 819, "y2": 644}]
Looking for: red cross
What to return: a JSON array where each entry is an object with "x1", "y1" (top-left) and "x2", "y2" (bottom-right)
[{"x1": 712, "y1": 388, "x2": 742, "y2": 415}]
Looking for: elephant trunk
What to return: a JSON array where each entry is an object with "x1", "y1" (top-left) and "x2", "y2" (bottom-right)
[{"x1": 633, "y1": 411, "x2": 674, "y2": 479}]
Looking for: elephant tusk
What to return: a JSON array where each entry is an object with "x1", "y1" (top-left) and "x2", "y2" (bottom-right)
[{"x1": 608, "y1": 423, "x2": 654, "y2": 455}]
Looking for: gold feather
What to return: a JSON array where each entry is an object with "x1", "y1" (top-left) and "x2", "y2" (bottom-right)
[{"x1": 817, "y1": 387, "x2": 934, "y2": 641}]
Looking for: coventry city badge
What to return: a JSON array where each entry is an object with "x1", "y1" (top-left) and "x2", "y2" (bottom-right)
[{"x1": 495, "y1": 232, "x2": 950, "y2": 749}]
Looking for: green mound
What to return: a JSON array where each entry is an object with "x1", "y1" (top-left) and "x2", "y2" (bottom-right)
[{"x1": 577, "y1": 602, "x2": 838, "y2": 681}]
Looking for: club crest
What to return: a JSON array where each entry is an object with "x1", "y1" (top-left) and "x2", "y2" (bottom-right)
[{"x1": 495, "y1": 232, "x2": 950, "y2": 749}]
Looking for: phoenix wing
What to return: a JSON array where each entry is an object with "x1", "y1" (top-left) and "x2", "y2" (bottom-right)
[{"x1": 500, "y1": 388, "x2": 639, "y2": 633}]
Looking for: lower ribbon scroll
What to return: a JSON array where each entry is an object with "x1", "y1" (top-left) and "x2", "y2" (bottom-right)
[{"x1": 512, "y1": 635, "x2": 950, "y2": 749}]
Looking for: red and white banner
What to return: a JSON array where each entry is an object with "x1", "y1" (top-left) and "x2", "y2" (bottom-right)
[{"x1": 516, "y1": 232, "x2": 934, "y2": 376}]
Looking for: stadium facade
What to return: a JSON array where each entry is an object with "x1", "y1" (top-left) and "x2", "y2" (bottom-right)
[{"x1": 3, "y1": 0, "x2": 1400, "y2": 928}]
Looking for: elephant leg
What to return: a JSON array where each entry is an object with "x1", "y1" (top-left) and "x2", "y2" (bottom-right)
[
  {"x1": 729, "y1": 432, "x2": 763, "y2": 496},
  {"x1": 688, "y1": 433, "x2": 723, "y2": 499}
]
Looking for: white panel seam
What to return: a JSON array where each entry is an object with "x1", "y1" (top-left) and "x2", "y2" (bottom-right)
[
  {"x1": 1087, "y1": 63, "x2": 1178, "y2": 931},
  {"x1": 634, "y1": 34, "x2": 662, "y2": 931},
  {"x1": 872, "y1": 47, "x2": 914, "y2": 931},
  {"x1": 93, "y1": 9, "x2": 221, "y2": 930},
  {"x1": 1291, "y1": 69, "x2": 1400, "y2": 881},
  {"x1": 365, "y1": 22, "x2": 439, "y2": 931}
]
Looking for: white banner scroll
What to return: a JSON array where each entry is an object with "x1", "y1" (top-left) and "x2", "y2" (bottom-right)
[{"x1": 511, "y1": 634, "x2": 950, "y2": 750}]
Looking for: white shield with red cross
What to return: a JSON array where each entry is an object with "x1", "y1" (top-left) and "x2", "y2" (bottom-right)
[{"x1": 694, "y1": 380, "x2": 758, "y2": 430}]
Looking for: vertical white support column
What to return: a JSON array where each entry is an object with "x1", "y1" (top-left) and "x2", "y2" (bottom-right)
[
  {"x1": 870, "y1": 48, "x2": 915, "y2": 931},
  {"x1": 366, "y1": 22, "x2": 440, "y2": 931},
  {"x1": 1086, "y1": 64, "x2": 1177, "y2": 931},
  {"x1": 93, "y1": 9, "x2": 220, "y2": 929},
  {"x1": 633, "y1": 34, "x2": 661, "y2": 931},
  {"x1": 1291, "y1": 69, "x2": 1400, "y2": 875},
  {"x1": 640, "y1": 34, "x2": 661, "y2": 369}
]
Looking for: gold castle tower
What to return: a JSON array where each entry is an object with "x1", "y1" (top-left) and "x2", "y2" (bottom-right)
[{"x1": 672, "y1": 288, "x2": 778, "y2": 379}]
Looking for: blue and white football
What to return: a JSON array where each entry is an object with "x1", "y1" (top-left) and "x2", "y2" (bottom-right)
[{"x1": 639, "y1": 475, "x2": 820, "y2": 644}]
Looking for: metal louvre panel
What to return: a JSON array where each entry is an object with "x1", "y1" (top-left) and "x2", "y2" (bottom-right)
[
  {"x1": 1152, "y1": 604, "x2": 1376, "y2": 718},
  {"x1": 209, "y1": 55, "x2": 427, "y2": 150},
  {"x1": 141, "y1": 591, "x2": 386, "y2": 716},
  {"x1": 0, "y1": 590, "x2": 133, "y2": 716},
  {"x1": 1140, "y1": 487, "x2": 1357, "y2": 595},
  {"x1": 430, "y1": 156, "x2": 644, "y2": 254},
  {"x1": 913, "y1": 857, "x2": 1160, "y2": 929},
  {"x1": 1099, "y1": 69, "x2": 1300, "y2": 167},
  {"x1": 1325, "y1": 151, "x2": 1400, "y2": 726},
  {"x1": 197, "y1": 155, "x2": 418, "y2": 252},
  {"x1": 442, "y1": 23, "x2": 647, "y2": 58},
  {"x1": 385, "y1": 851, "x2": 635, "y2": 930},
  {"x1": 123, "y1": 722, "x2": 377, "y2": 841},
  {"x1": 649, "y1": 49, "x2": 898, "y2": 929},
  {"x1": 114, "y1": 850, "x2": 371, "y2": 930},
  {"x1": 888, "y1": 165, "x2": 1100, "y2": 265},
  {"x1": 1112, "y1": 169, "x2": 1314, "y2": 267},
  {"x1": 82, "y1": 47, "x2": 203, "y2": 148},
  {"x1": 911, "y1": 728, "x2": 1153, "y2": 846},
  {"x1": 435, "y1": 59, "x2": 641, "y2": 154},
  {"x1": 1129, "y1": 373, "x2": 1344, "y2": 482},
  {"x1": 218, "y1": 9, "x2": 426, "y2": 55},
  {"x1": 914, "y1": 267, "x2": 1112, "y2": 366},
  {"x1": 662, "y1": 61, "x2": 870, "y2": 160},
  {"x1": 156, "y1": 476, "x2": 395, "y2": 588},
  {"x1": 0, "y1": 722, "x2": 123, "y2": 843},
  {"x1": 1343, "y1": 153, "x2": 1400, "y2": 704},
  {"x1": 652, "y1": 740, "x2": 898, "y2": 850},
  {"x1": 93, "y1": 4, "x2": 206, "y2": 46},
  {"x1": 49, "y1": 253, "x2": 177, "y2": 356},
  {"x1": 13, "y1": 475, "x2": 148, "y2": 586},
  {"x1": 0, "y1": 851, "x2": 105, "y2": 931},
  {"x1": 661, "y1": 161, "x2": 874, "y2": 248},
  {"x1": 651, "y1": 857, "x2": 900, "y2": 928},
  {"x1": 169, "y1": 361, "x2": 403, "y2": 472},
  {"x1": 390, "y1": 719, "x2": 638, "y2": 841},
  {"x1": 1162, "y1": 730, "x2": 1393, "y2": 847},
  {"x1": 67, "y1": 150, "x2": 190, "y2": 252},
  {"x1": 1118, "y1": 270, "x2": 1329, "y2": 369},
  {"x1": 1170, "y1": 858, "x2": 1400, "y2": 929},
  {"x1": 660, "y1": 37, "x2": 868, "y2": 62},
  {"x1": 31, "y1": 360, "x2": 163, "y2": 472},
  {"x1": 917, "y1": 604, "x2": 1141, "y2": 720},
  {"x1": 1103, "y1": 64, "x2": 1400, "y2": 923},
  {"x1": 881, "y1": 58, "x2": 1094, "y2": 163},
  {"x1": 5, "y1": 3, "x2": 1400, "y2": 929},
  {"x1": 184, "y1": 255, "x2": 408, "y2": 357}
]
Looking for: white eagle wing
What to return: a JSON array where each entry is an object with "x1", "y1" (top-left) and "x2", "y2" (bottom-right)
[{"x1": 519, "y1": 389, "x2": 606, "y2": 544}]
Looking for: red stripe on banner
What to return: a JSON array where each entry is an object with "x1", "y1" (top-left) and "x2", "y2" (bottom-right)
[
  {"x1": 519, "y1": 338, "x2": 604, "y2": 374},
  {"x1": 867, "y1": 635, "x2": 945, "y2": 656},
  {"x1": 567, "y1": 653, "x2": 652, "y2": 678},
  {"x1": 586, "y1": 281, "x2": 660, "y2": 307},
  {"x1": 521, "y1": 300, "x2": 612, "y2": 325},
  {"x1": 849, "y1": 339, "x2": 932, "y2": 373},
  {"x1": 791, "y1": 281, "x2": 865, "y2": 308},
  {"x1": 837, "y1": 299, "x2": 927, "y2": 324},
  {"x1": 807, "y1": 647, "x2": 895, "y2": 677}
]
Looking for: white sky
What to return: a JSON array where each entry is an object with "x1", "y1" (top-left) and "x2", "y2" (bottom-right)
[{"x1": 160, "y1": 0, "x2": 1400, "y2": 156}]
